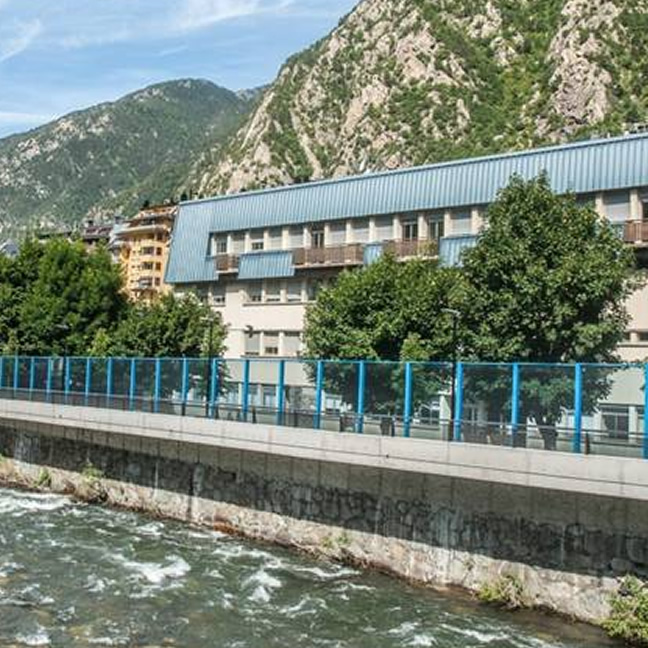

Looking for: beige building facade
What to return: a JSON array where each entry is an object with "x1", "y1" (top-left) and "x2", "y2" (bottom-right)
[
  {"x1": 116, "y1": 204, "x2": 177, "y2": 302},
  {"x1": 166, "y1": 134, "x2": 648, "y2": 361}
]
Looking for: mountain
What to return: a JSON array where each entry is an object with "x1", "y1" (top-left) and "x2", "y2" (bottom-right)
[
  {"x1": 189, "y1": 0, "x2": 648, "y2": 195},
  {"x1": 0, "y1": 79, "x2": 251, "y2": 236}
]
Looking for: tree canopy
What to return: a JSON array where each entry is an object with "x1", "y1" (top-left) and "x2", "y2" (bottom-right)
[
  {"x1": 461, "y1": 174, "x2": 638, "y2": 364},
  {"x1": 0, "y1": 238, "x2": 226, "y2": 359}
]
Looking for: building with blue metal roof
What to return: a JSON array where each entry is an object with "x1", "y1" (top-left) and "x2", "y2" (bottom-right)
[{"x1": 167, "y1": 133, "x2": 648, "y2": 360}]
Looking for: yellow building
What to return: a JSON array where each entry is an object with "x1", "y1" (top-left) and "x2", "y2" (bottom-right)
[{"x1": 116, "y1": 204, "x2": 177, "y2": 301}]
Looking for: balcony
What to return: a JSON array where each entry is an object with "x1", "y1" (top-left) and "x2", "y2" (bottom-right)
[
  {"x1": 384, "y1": 239, "x2": 438, "y2": 258},
  {"x1": 293, "y1": 244, "x2": 364, "y2": 268},
  {"x1": 624, "y1": 220, "x2": 648, "y2": 245},
  {"x1": 214, "y1": 254, "x2": 240, "y2": 273}
]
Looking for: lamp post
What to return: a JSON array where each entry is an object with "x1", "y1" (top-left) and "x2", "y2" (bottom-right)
[{"x1": 443, "y1": 308, "x2": 461, "y2": 442}]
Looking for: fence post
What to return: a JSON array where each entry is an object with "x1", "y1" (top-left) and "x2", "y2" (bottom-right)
[
  {"x1": 242, "y1": 359, "x2": 251, "y2": 422},
  {"x1": 64, "y1": 357, "x2": 70, "y2": 402},
  {"x1": 314, "y1": 360, "x2": 324, "y2": 430},
  {"x1": 210, "y1": 357, "x2": 220, "y2": 419},
  {"x1": 29, "y1": 357, "x2": 35, "y2": 397},
  {"x1": 644, "y1": 364, "x2": 648, "y2": 460},
  {"x1": 403, "y1": 362, "x2": 413, "y2": 438},
  {"x1": 510, "y1": 363, "x2": 520, "y2": 446},
  {"x1": 129, "y1": 358, "x2": 136, "y2": 411},
  {"x1": 181, "y1": 357, "x2": 189, "y2": 416},
  {"x1": 13, "y1": 355, "x2": 19, "y2": 393},
  {"x1": 276, "y1": 359, "x2": 286, "y2": 426},
  {"x1": 154, "y1": 358, "x2": 161, "y2": 414},
  {"x1": 573, "y1": 363, "x2": 583, "y2": 454},
  {"x1": 356, "y1": 360, "x2": 366, "y2": 434},
  {"x1": 85, "y1": 357, "x2": 92, "y2": 406},
  {"x1": 46, "y1": 358, "x2": 53, "y2": 401},
  {"x1": 453, "y1": 362, "x2": 464, "y2": 442},
  {"x1": 106, "y1": 357, "x2": 113, "y2": 407}
]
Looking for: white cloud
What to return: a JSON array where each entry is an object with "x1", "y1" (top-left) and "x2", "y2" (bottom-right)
[{"x1": 0, "y1": 19, "x2": 42, "y2": 63}]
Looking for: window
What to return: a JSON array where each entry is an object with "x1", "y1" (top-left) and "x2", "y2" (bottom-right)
[
  {"x1": 289, "y1": 226, "x2": 303, "y2": 249},
  {"x1": 268, "y1": 228, "x2": 283, "y2": 250},
  {"x1": 375, "y1": 215, "x2": 393, "y2": 241},
  {"x1": 286, "y1": 281, "x2": 303, "y2": 303},
  {"x1": 603, "y1": 191, "x2": 631, "y2": 223},
  {"x1": 262, "y1": 385, "x2": 277, "y2": 409},
  {"x1": 311, "y1": 226, "x2": 325, "y2": 249},
  {"x1": 265, "y1": 282, "x2": 281, "y2": 303},
  {"x1": 402, "y1": 219, "x2": 419, "y2": 241},
  {"x1": 353, "y1": 219, "x2": 369, "y2": 243},
  {"x1": 141, "y1": 246, "x2": 155, "y2": 256},
  {"x1": 247, "y1": 284, "x2": 262, "y2": 303},
  {"x1": 156, "y1": 248, "x2": 163, "y2": 256},
  {"x1": 264, "y1": 333, "x2": 279, "y2": 356},
  {"x1": 307, "y1": 280, "x2": 323, "y2": 301},
  {"x1": 231, "y1": 233, "x2": 245, "y2": 254},
  {"x1": 210, "y1": 235, "x2": 227, "y2": 256},
  {"x1": 428, "y1": 214, "x2": 445, "y2": 241},
  {"x1": 212, "y1": 288, "x2": 225, "y2": 306},
  {"x1": 250, "y1": 230, "x2": 264, "y2": 251},
  {"x1": 450, "y1": 210, "x2": 472, "y2": 235},
  {"x1": 575, "y1": 193, "x2": 596, "y2": 208},
  {"x1": 155, "y1": 263, "x2": 162, "y2": 271},
  {"x1": 141, "y1": 262, "x2": 154, "y2": 270},
  {"x1": 639, "y1": 331, "x2": 648, "y2": 342},
  {"x1": 600, "y1": 405, "x2": 630, "y2": 439},
  {"x1": 283, "y1": 332, "x2": 301, "y2": 357},
  {"x1": 154, "y1": 278, "x2": 161, "y2": 287},
  {"x1": 244, "y1": 332, "x2": 261, "y2": 356},
  {"x1": 328, "y1": 222, "x2": 346, "y2": 245}
]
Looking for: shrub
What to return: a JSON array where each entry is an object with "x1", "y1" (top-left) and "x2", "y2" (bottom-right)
[
  {"x1": 604, "y1": 577, "x2": 648, "y2": 645},
  {"x1": 478, "y1": 574, "x2": 526, "y2": 609}
]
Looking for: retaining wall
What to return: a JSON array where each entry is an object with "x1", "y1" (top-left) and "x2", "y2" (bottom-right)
[{"x1": 1, "y1": 399, "x2": 647, "y2": 623}]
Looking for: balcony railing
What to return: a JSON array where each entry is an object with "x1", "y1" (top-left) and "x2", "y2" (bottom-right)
[
  {"x1": 624, "y1": 220, "x2": 648, "y2": 244},
  {"x1": 214, "y1": 254, "x2": 240, "y2": 273},
  {"x1": 385, "y1": 239, "x2": 438, "y2": 258},
  {"x1": 293, "y1": 244, "x2": 364, "y2": 267},
  {"x1": 213, "y1": 239, "x2": 438, "y2": 275}
]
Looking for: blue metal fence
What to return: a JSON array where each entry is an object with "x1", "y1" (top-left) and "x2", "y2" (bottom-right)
[{"x1": 1, "y1": 355, "x2": 647, "y2": 460}]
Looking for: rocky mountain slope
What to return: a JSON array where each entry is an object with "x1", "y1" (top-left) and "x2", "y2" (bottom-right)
[
  {"x1": 190, "y1": 0, "x2": 648, "y2": 195},
  {"x1": 0, "y1": 79, "x2": 251, "y2": 236}
]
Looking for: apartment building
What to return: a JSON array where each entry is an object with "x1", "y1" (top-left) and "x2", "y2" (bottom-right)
[
  {"x1": 116, "y1": 204, "x2": 177, "y2": 302},
  {"x1": 166, "y1": 133, "x2": 648, "y2": 361}
]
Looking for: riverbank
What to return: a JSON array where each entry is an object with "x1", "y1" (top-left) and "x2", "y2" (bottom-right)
[
  {"x1": 1, "y1": 403, "x2": 646, "y2": 640},
  {"x1": 0, "y1": 484, "x2": 617, "y2": 647}
]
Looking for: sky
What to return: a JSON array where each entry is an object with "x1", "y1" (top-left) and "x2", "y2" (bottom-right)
[{"x1": 0, "y1": 0, "x2": 359, "y2": 138}]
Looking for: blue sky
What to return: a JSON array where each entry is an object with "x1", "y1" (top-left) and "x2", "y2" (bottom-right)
[{"x1": 0, "y1": 0, "x2": 358, "y2": 138}]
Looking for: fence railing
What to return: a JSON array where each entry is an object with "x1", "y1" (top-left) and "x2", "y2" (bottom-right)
[{"x1": 0, "y1": 356, "x2": 647, "y2": 460}]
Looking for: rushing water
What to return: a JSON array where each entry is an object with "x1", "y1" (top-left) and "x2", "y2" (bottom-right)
[{"x1": 0, "y1": 487, "x2": 617, "y2": 648}]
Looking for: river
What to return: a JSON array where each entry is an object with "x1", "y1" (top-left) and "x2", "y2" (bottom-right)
[{"x1": 0, "y1": 487, "x2": 617, "y2": 647}]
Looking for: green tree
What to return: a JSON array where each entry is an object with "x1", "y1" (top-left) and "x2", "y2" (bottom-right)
[
  {"x1": 17, "y1": 238, "x2": 127, "y2": 356},
  {"x1": 303, "y1": 254, "x2": 464, "y2": 414},
  {"x1": 461, "y1": 174, "x2": 641, "y2": 447},
  {"x1": 103, "y1": 293, "x2": 226, "y2": 358}
]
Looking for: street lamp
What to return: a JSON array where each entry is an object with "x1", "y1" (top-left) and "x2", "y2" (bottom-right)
[{"x1": 442, "y1": 308, "x2": 461, "y2": 442}]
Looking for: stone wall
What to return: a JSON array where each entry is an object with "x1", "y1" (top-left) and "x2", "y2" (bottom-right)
[{"x1": 0, "y1": 420, "x2": 645, "y2": 624}]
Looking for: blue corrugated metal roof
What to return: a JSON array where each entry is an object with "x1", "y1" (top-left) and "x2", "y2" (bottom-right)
[
  {"x1": 166, "y1": 134, "x2": 648, "y2": 284},
  {"x1": 440, "y1": 235, "x2": 478, "y2": 267},
  {"x1": 238, "y1": 251, "x2": 295, "y2": 280}
]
